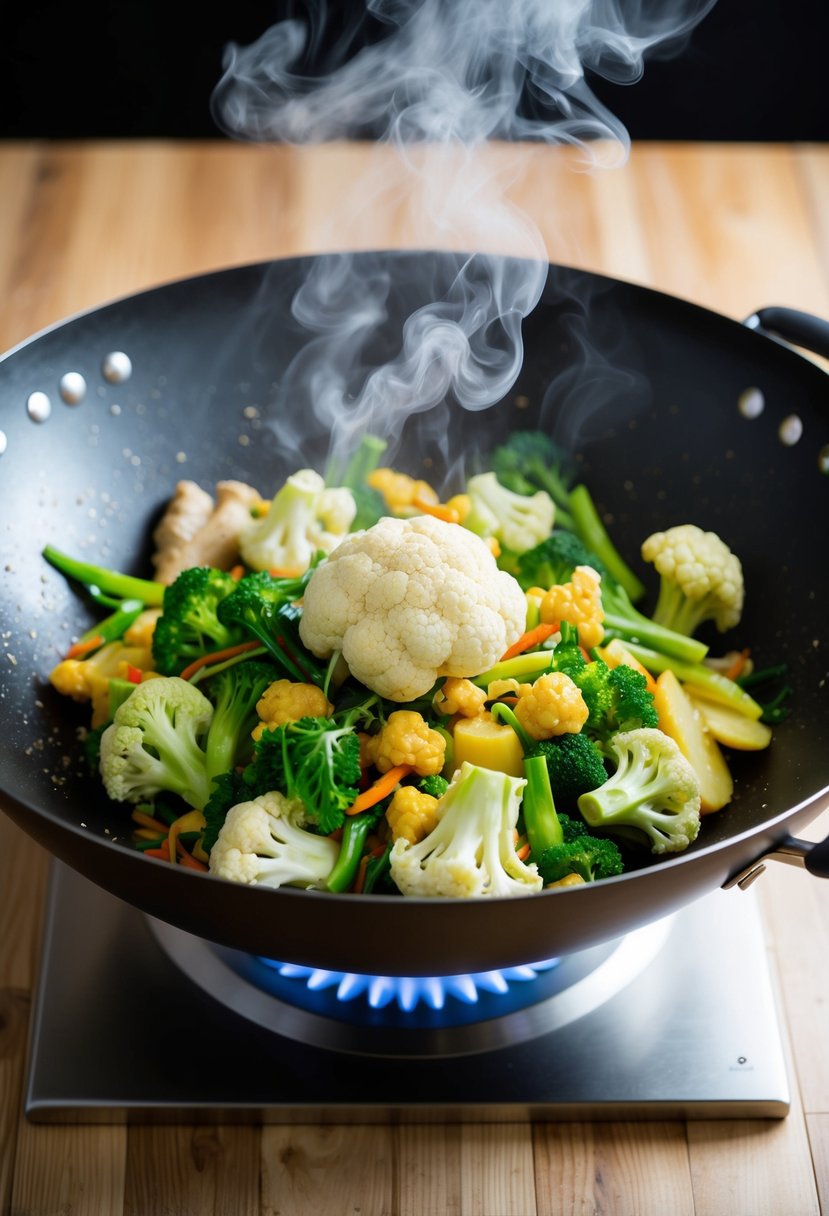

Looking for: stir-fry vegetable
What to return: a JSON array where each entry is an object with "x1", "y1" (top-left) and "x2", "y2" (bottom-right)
[{"x1": 43, "y1": 429, "x2": 786, "y2": 897}]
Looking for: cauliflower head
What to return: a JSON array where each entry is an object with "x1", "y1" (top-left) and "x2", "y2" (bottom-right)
[
  {"x1": 208, "y1": 790, "x2": 339, "y2": 888},
  {"x1": 239, "y1": 468, "x2": 356, "y2": 574},
  {"x1": 298, "y1": 514, "x2": 527, "y2": 701},
  {"x1": 389, "y1": 761, "x2": 542, "y2": 898},
  {"x1": 641, "y1": 523, "x2": 744, "y2": 636}
]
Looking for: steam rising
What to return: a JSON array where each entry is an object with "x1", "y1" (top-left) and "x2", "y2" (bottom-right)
[{"x1": 212, "y1": 0, "x2": 716, "y2": 468}]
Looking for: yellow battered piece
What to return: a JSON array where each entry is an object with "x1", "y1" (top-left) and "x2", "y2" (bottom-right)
[
  {"x1": 385, "y1": 785, "x2": 440, "y2": 844},
  {"x1": 540, "y1": 564, "x2": 605, "y2": 650},
  {"x1": 364, "y1": 710, "x2": 446, "y2": 776},
  {"x1": 252, "y1": 680, "x2": 333, "y2": 741},
  {"x1": 513, "y1": 672, "x2": 589, "y2": 741}
]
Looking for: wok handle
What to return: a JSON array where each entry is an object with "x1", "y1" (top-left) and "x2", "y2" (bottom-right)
[
  {"x1": 724, "y1": 833, "x2": 829, "y2": 890},
  {"x1": 744, "y1": 306, "x2": 829, "y2": 361}
]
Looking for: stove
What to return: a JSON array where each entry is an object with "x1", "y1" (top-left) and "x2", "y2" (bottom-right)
[{"x1": 24, "y1": 861, "x2": 790, "y2": 1123}]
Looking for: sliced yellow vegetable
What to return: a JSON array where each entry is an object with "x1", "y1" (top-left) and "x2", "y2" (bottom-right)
[
  {"x1": 595, "y1": 638, "x2": 658, "y2": 694},
  {"x1": 687, "y1": 691, "x2": 773, "y2": 751},
  {"x1": 653, "y1": 669, "x2": 734, "y2": 814},
  {"x1": 451, "y1": 712, "x2": 525, "y2": 778}
]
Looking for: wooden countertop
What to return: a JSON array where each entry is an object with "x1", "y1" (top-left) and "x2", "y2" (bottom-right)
[{"x1": 1, "y1": 139, "x2": 828, "y2": 1215}]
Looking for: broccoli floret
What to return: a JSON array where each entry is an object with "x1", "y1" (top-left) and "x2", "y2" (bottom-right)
[
  {"x1": 464, "y1": 471, "x2": 555, "y2": 554},
  {"x1": 152, "y1": 566, "x2": 245, "y2": 676},
  {"x1": 641, "y1": 524, "x2": 744, "y2": 637},
  {"x1": 577, "y1": 727, "x2": 702, "y2": 854},
  {"x1": 418, "y1": 773, "x2": 449, "y2": 799},
  {"x1": 242, "y1": 715, "x2": 362, "y2": 836},
  {"x1": 98, "y1": 676, "x2": 213, "y2": 809},
  {"x1": 485, "y1": 431, "x2": 645, "y2": 601},
  {"x1": 389, "y1": 761, "x2": 543, "y2": 898},
  {"x1": 208, "y1": 791, "x2": 340, "y2": 889},
  {"x1": 239, "y1": 467, "x2": 356, "y2": 574},
  {"x1": 515, "y1": 530, "x2": 598, "y2": 592},
  {"x1": 202, "y1": 769, "x2": 249, "y2": 855},
  {"x1": 201, "y1": 659, "x2": 278, "y2": 780},
  {"x1": 528, "y1": 732, "x2": 608, "y2": 804},
  {"x1": 537, "y1": 835, "x2": 625, "y2": 883},
  {"x1": 217, "y1": 568, "x2": 327, "y2": 686},
  {"x1": 547, "y1": 633, "x2": 658, "y2": 743}
]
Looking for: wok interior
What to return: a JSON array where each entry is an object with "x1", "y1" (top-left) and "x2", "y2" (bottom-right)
[{"x1": 1, "y1": 252, "x2": 827, "y2": 969}]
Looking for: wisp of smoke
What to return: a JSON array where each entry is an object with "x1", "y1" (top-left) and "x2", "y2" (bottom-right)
[{"x1": 212, "y1": 0, "x2": 717, "y2": 470}]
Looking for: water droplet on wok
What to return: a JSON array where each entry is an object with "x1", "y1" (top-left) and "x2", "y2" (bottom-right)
[
  {"x1": 59, "y1": 372, "x2": 87, "y2": 405},
  {"x1": 101, "y1": 351, "x2": 132, "y2": 384},
  {"x1": 27, "y1": 391, "x2": 51, "y2": 422},
  {"x1": 778, "y1": 414, "x2": 803, "y2": 446},
  {"x1": 738, "y1": 387, "x2": 764, "y2": 419},
  {"x1": 818, "y1": 445, "x2": 829, "y2": 475}
]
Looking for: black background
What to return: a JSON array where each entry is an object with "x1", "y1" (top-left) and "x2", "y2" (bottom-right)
[{"x1": 1, "y1": 0, "x2": 826, "y2": 141}]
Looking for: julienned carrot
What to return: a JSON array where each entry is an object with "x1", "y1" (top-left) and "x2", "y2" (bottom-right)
[
  {"x1": 500, "y1": 621, "x2": 560, "y2": 661},
  {"x1": 65, "y1": 633, "x2": 106, "y2": 659},
  {"x1": 229, "y1": 564, "x2": 246, "y2": 580},
  {"x1": 352, "y1": 844, "x2": 386, "y2": 894},
  {"x1": 412, "y1": 496, "x2": 460, "y2": 524},
  {"x1": 724, "y1": 648, "x2": 751, "y2": 681},
  {"x1": 268, "y1": 565, "x2": 302, "y2": 578},
  {"x1": 347, "y1": 764, "x2": 414, "y2": 814},
  {"x1": 178, "y1": 639, "x2": 263, "y2": 682},
  {"x1": 175, "y1": 839, "x2": 209, "y2": 871},
  {"x1": 144, "y1": 847, "x2": 170, "y2": 861},
  {"x1": 131, "y1": 808, "x2": 169, "y2": 834}
]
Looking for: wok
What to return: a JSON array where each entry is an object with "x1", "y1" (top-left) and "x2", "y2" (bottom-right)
[{"x1": 1, "y1": 250, "x2": 827, "y2": 976}]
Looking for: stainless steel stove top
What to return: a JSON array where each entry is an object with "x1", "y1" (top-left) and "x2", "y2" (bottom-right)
[{"x1": 24, "y1": 862, "x2": 790, "y2": 1123}]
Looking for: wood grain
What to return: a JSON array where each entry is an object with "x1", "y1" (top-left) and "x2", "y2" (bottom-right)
[{"x1": 0, "y1": 139, "x2": 828, "y2": 1215}]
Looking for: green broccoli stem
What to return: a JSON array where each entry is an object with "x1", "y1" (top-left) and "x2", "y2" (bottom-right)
[
  {"x1": 489, "y1": 701, "x2": 534, "y2": 754},
  {"x1": 601, "y1": 589, "x2": 709, "y2": 664},
  {"x1": 472, "y1": 650, "x2": 554, "y2": 689},
  {"x1": 362, "y1": 842, "x2": 393, "y2": 894},
  {"x1": 325, "y1": 812, "x2": 377, "y2": 893},
  {"x1": 325, "y1": 433, "x2": 388, "y2": 489},
  {"x1": 521, "y1": 754, "x2": 564, "y2": 854},
  {"x1": 567, "y1": 485, "x2": 646, "y2": 604},
  {"x1": 77, "y1": 597, "x2": 145, "y2": 646},
  {"x1": 620, "y1": 640, "x2": 765, "y2": 719},
  {"x1": 43, "y1": 545, "x2": 165, "y2": 606}
]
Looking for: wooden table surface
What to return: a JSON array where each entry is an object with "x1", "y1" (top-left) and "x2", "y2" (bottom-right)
[{"x1": 1, "y1": 139, "x2": 828, "y2": 1215}]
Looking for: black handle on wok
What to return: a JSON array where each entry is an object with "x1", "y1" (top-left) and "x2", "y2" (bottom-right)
[
  {"x1": 744, "y1": 306, "x2": 829, "y2": 362},
  {"x1": 805, "y1": 834, "x2": 829, "y2": 878}
]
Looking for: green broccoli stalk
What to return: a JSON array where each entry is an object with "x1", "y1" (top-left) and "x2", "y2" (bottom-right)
[
  {"x1": 620, "y1": 640, "x2": 765, "y2": 720},
  {"x1": 464, "y1": 471, "x2": 555, "y2": 555},
  {"x1": 389, "y1": 761, "x2": 543, "y2": 898},
  {"x1": 520, "y1": 754, "x2": 624, "y2": 885},
  {"x1": 98, "y1": 676, "x2": 213, "y2": 809},
  {"x1": 42, "y1": 544, "x2": 165, "y2": 607},
  {"x1": 217, "y1": 568, "x2": 326, "y2": 686},
  {"x1": 361, "y1": 842, "x2": 394, "y2": 894},
  {"x1": 514, "y1": 531, "x2": 707, "y2": 664},
  {"x1": 486, "y1": 430, "x2": 645, "y2": 601},
  {"x1": 201, "y1": 659, "x2": 278, "y2": 780},
  {"x1": 577, "y1": 727, "x2": 702, "y2": 854},
  {"x1": 152, "y1": 566, "x2": 246, "y2": 676},
  {"x1": 324, "y1": 432, "x2": 388, "y2": 531},
  {"x1": 325, "y1": 809, "x2": 382, "y2": 893}
]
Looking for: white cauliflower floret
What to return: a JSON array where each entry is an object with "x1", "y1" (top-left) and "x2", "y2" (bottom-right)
[
  {"x1": 239, "y1": 468, "x2": 357, "y2": 574},
  {"x1": 298, "y1": 514, "x2": 527, "y2": 701},
  {"x1": 389, "y1": 761, "x2": 542, "y2": 898},
  {"x1": 464, "y1": 471, "x2": 555, "y2": 554},
  {"x1": 641, "y1": 523, "x2": 744, "y2": 636},
  {"x1": 208, "y1": 791, "x2": 339, "y2": 888}
]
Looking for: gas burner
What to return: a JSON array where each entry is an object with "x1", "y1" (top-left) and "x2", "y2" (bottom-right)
[
  {"x1": 24, "y1": 863, "x2": 792, "y2": 1122},
  {"x1": 257, "y1": 957, "x2": 561, "y2": 1011}
]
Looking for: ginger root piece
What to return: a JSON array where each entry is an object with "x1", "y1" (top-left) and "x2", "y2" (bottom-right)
[{"x1": 151, "y1": 478, "x2": 261, "y2": 583}]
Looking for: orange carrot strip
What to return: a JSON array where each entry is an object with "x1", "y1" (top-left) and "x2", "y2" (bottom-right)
[
  {"x1": 131, "y1": 809, "x2": 170, "y2": 834},
  {"x1": 412, "y1": 496, "x2": 460, "y2": 524},
  {"x1": 65, "y1": 634, "x2": 105, "y2": 659},
  {"x1": 178, "y1": 639, "x2": 263, "y2": 682},
  {"x1": 347, "y1": 764, "x2": 415, "y2": 814},
  {"x1": 229, "y1": 564, "x2": 246, "y2": 580},
  {"x1": 175, "y1": 838, "x2": 209, "y2": 871},
  {"x1": 268, "y1": 566, "x2": 302, "y2": 578},
  {"x1": 516, "y1": 841, "x2": 531, "y2": 862},
  {"x1": 500, "y1": 622, "x2": 559, "y2": 661},
  {"x1": 144, "y1": 847, "x2": 171, "y2": 861},
  {"x1": 353, "y1": 853, "x2": 371, "y2": 895},
  {"x1": 724, "y1": 648, "x2": 751, "y2": 681}
]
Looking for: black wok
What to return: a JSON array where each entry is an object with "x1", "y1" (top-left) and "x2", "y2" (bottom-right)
[{"x1": 1, "y1": 250, "x2": 827, "y2": 976}]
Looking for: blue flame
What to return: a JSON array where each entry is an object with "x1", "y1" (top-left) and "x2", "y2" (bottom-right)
[{"x1": 258, "y1": 958, "x2": 560, "y2": 1012}]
